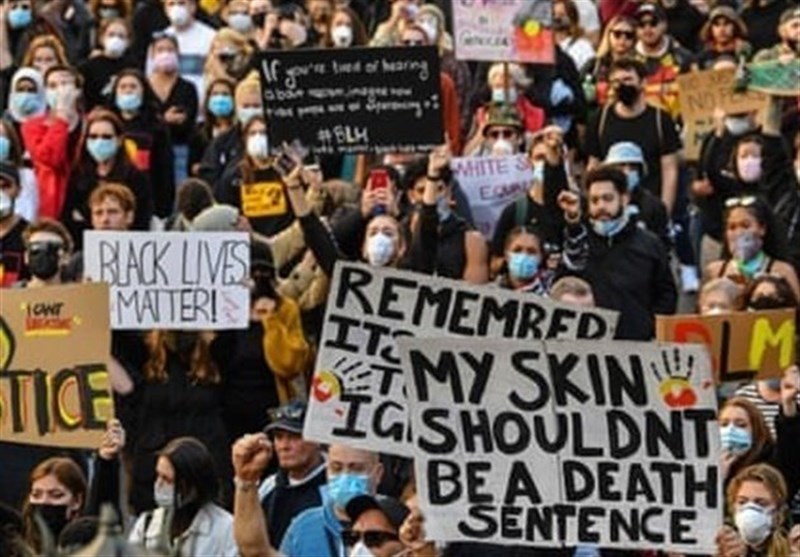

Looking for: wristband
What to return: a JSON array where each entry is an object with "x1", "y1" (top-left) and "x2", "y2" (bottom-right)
[{"x1": 234, "y1": 477, "x2": 259, "y2": 491}]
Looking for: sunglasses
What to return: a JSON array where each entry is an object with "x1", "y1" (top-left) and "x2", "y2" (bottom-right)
[
  {"x1": 725, "y1": 195, "x2": 757, "y2": 209},
  {"x1": 402, "y1": 40, "x2": 424, "y2": 46},
  {"x1": 488, "y1": 129, "x2": 516, "y2": 140},
  {"x1": 267, "y1": 401, "x2": 305, "y2": 422},
  {"x1": 638, "y1": 18, "x2": 660, "y2": 28},
  {"x1": 341, "y1": 530, "x2": 399, "y2": 549},
  {"x1": 610, "y1": 29, "x2": 635, "y2": 40}
]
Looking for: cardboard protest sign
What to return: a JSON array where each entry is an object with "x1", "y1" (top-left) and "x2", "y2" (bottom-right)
[
  {"x1": 453, "y1": 0, "x2": 555, "y2": 64},
  {"x1": 676, "y1": 68, "x2": 768, "y2": 160},
  {"x1": 398, "y1": 337, "x2": 720, "y2": 553},
  {"x1": 0, "y1": 283, "x2": 114, "y2": 448},
  {"x1": 258, "y1": 47, "x2": 443, "y2": 155},
  {"x1": 304, "y1": 262, "x2": 619, "y2": 456},
  {"x1": 656, "y1": 309, "x2": 795, "y2": 382},
  {"x1": 83, "y1": 231, "x2": 251, "y2": 330},
  {"x1": 452, "y1": 155, "x2": 533, "y2": 238}
]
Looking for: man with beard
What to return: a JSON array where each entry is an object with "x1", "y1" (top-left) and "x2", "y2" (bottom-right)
[{"x1": 557, "y1": 165, "x2": 677, "y2": 340}]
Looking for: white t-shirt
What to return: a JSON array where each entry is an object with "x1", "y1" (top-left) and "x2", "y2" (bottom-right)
[
  {"x1": 166, "y1": 20, "x2": 216, "y2": 107},
  {"x1": 560, "y1": 36, "x2": 596, "y2": 72}
]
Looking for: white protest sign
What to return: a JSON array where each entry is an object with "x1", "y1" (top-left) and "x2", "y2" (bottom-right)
[
  {"x1": 304, "y1": 262, "x2": 619, "y2": 456},
  {"x1": 398, "y1": 337, "x2": 720, "y2": 554},
  {"x1": 83, "y1": 231, "x2": 251, "y2": 330},
  {"x1": 452, "y1": 155, "x2": 533, "y2": 239}
]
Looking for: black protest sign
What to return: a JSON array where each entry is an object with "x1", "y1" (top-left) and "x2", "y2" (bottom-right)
[
  {"x1": 398, "y1": 337, "x2": 720, "y2": 554},
  {"x1": 258, "y1": 46, "x2": 443, "y2": 155},
  {"x1": 303, "y1": 262, "x2": 619, "y2": 456}
]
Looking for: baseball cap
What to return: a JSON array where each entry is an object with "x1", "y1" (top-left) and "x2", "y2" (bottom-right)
[
  {"x1": 780, "y1": 6, "x2": 800, "y2": 25},
  {"x1": 482, "y1": 103, "x2": 524, "y2": 136},
  {"x1": 263, "y1": 400, "x2": 306, "y2": 435},
  {"x1": 635, "y1": 2, "x2": 666, "y2": 22},
  {"x1": 345, "y1": 495, "x2": 410, "y2": 530}
]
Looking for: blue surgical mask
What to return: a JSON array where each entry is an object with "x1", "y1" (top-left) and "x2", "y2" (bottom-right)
[
  {"x1": 436, "y1": 196, "x2": 451, "y2": 221},
  {"x1": 590, "y1": 212, "x2": 629, "y2": 237},
  {"x1": 8, "y1": 7, "x2": 33, "y2": 29},
  {"x1": 45, "y1": 88, "x2": 59, "y2": 110},
  {"x1": 327, "y1": 472, "x2": 369, "y2": 509},
  {"x1": 208, "y1": 94, "x2": 234, "y2": 117},
  {"x1": 0, "y1": 136, "x2": 10, "y2": 161},
  {"x1": 237, "y1": 107, "x2": 262, "y2": 125},
  {"x1": 87, "y1": 137, "x2": 119, "y2": 163},
  {"x1": 491, "y1": 87, "x2": 517, "y2": 104},
  {"x1": 720, "y1": 424, "x2": 752, "y2": 454},
  {"x1": 507, "y1": 252, "x2": 540, "y2": 280},
  {"x1": 11, "y1": 91, "x2": 42, "y2": 116},
  {"x1": 626, "y1": 170, "x2": 640, "y2": 191},
  {"x1": 116, "y1": 92, "x2": 142, "y2": 113}
]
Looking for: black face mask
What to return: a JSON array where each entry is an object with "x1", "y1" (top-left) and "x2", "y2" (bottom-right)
[
  {"x1": 787, "y1": 39, "x2": 799, "y2": 53},
  {"x1": 749, "y1": 296, "x2": 787, "y2": 311},
  {"x1": 29, "y1": 503, "x2": 71, "y2": 539},
  {"x1": 28, "y1": 243, "x2": 62, "y2": 280},
  {"x1": 616, "y1": 83, "x2": 640, "y2": 107},
  {"x1": 552, "y1": 16, "x2": 570, "y2": 31}
]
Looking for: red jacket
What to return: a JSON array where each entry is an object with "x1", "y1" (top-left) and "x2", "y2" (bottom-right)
[
  {"x1": 21, "y1": 115, "x2": 72, "y2": 219},
  {"x1": 440, "y1": 72, "x2": 462, "y2": 155}
]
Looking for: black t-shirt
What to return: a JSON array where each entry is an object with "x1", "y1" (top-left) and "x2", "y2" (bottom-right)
[
  {"x1": 218, "y1": 166, "x2": 295, "y2": 238},
  {"x1": 585, "y1": 105, "x2": 681, "y2": 197},
  {"x1": 0, "y1": 217, "x2": 29, "y2": 287}
]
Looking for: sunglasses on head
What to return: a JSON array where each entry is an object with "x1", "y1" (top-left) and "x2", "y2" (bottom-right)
[
  {"x1": 611, "y1": 29, "x2": 635, "y2": 40},
  {"x1": 725, "y1": 195, "x2": 757, "y2": 209},
  {"x1": 28, "y1": 241, "x2": 63, "y2": 254},
  {"x1": 638, "y1": 18, "x2": 660, "y2": 28},
  {"x1": 341, "y1": 530, "x2": 399, "y2": 549},
  {"x1": 267, "y1": 401, "x2": 305, "y2": 422},
  {"x1": 488, "y1": 129, "x2": 516, "y2": 140}
]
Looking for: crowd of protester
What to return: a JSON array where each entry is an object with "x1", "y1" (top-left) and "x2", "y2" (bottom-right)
[{"x1": 1, "y1": 0, "x2": 799, "y2": 555}]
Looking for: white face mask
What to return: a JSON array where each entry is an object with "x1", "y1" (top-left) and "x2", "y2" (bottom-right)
[
  {"x1": 228, "y1": 13, "x2": 252, "y2": 33},
  {"x1": 366, "y1": 232, "x2": 396, "y2": 267},
  {"x1": 331, "y1": 25, "x2": 354, "y2": 47},
  {"x1": 104, "y1": 36, "x2": 128, "y2": 58},
  {"x1": 491, "y1": 138, "x2": 514, "y2": 156},
  {"x1": 153, "y1": 482, "x2": 174, "y2": 508},
  {"x1": 417, "y1": 19, "x2": 438, "y2": 43},
  {"x1": 734, "y1": 502, "x2": 774, "y2": 546},
  {"x1": 349, "y1": 541, "x2": 376, "y2": 557},
  {"x1": 247, "y1": 133, "x2": 269, "y2": 159},
  {"x1": 167, "y1": 4, "x2": 191, "y2": 27}
]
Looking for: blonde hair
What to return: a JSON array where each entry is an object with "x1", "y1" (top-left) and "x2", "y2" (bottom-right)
[
  {"x1": 204, "y1": 28, "x2": 254, "y2": 83},
  {"x1": 143, "y1": 331, "x2": 220, "y2": 385},
  {"x1": 21, "y1": 35, "x2": 69, "y2": 68}
]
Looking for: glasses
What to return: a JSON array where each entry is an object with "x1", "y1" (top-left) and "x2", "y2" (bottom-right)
[
  {"x1": 488, "y1": 129, "x2": 516, "y2": 140},
  {"x1": 341, "y1": 530, "x2": 399, "y2": 549},
  {"x1": 402, "y1": 40, "x2": 424, "y2": 46},
  {"x1": 725, "y1": 196, "x2": 757, "y2": 209},
  {"x1": 638, "y1": 18, "x2": 660, "y2": 28},
  {"x1": 610, "y1": 29, "x2": 635, "y2": 40},
  {"x1": 267, "y1": 401, "x2": 305, "y2": 422}
]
